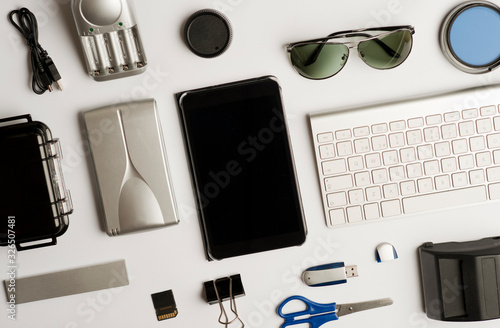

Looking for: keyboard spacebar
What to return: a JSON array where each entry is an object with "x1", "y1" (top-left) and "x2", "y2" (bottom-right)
[{"x1": 402, "y1": 186, "x2": 487, "y2": 214}]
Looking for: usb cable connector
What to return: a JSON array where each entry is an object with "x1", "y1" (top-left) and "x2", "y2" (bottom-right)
[
  {"x1": 302, "y1": 262, "x2": 359, "y2": 287},
  {"x1": 44, "y1": 56, "x2": 63, "y2": 91},
  {"x1": 345, "y1": 265, "x2": 359, "y2": 278}
]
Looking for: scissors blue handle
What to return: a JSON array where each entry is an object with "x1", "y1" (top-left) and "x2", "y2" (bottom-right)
[{"x1": 277, "y1": 295, "x2": 339, "y2": 328}]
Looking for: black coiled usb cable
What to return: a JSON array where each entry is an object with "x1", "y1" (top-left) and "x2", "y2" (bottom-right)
[{"x1": 9, "y1": 7, "x2": 62, "y2": 95}]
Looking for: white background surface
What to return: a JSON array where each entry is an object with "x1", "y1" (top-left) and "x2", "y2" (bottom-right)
[{"x1": 1, "y1": 0, "x2": 500, "y2": 327}]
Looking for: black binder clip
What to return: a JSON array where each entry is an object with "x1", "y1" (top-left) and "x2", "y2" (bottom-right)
[{"x1": 204, "y1": 274, "x2": 245, "y2": 327}]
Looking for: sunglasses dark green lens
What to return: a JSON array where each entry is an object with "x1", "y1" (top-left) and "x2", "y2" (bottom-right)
[
  {"x1": 290, "y1": 43, "x2": 349, "y2": 79},
  {"x1": 358, "y1": 30, "x2": 412, "y2": 69}
]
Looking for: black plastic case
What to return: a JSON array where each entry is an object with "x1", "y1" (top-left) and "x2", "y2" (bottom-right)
[
  {"x1": 0, "y1": 115, "x2": 72, "y2": 250},
  {"x1": 419, "y1": 237, "x2": 500, "y2": 322}
]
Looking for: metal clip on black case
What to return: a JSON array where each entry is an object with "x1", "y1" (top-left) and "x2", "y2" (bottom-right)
[
  {"x1": 0, "y1": 114, "x2": 72, "y2": 250},
  {"x1": 419, "y1": 236, "x2": 500, "y2": 322}
]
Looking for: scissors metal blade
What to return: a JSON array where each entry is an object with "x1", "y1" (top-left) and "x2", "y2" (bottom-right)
[{"x1": 336, "y1": 297, "x2": 393, "y2": 318}]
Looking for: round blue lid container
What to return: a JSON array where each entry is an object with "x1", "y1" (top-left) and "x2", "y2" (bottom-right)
[
  {"x1": 441, "y1": 1, "x2": 500, "y2": 73},
  {"x1": 450, "y1": 6, "x2": 500, "y2": 66}
]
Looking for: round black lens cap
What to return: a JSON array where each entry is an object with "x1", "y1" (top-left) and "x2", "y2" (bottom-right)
[{"x1": 184, "y1": 9, "x2": 232, "y2": 58}]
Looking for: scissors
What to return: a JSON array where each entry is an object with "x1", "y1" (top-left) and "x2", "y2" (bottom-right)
[{"x1": 277, "y1": 295, "x2": 393, "y2": 328}]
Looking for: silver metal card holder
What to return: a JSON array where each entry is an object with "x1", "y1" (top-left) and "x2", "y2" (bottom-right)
[{"x1": 83, "y1": 99, "x2": 179, "y2": 236}]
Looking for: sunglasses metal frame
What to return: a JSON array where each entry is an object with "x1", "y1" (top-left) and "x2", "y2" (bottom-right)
[{"x1": 285, "y1": 25, "x2": 415, "y2": 80}]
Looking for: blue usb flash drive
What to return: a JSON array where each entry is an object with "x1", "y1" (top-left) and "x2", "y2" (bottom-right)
[{"x1": 302, "y1": 262, "x2": 359, "y2": 287}]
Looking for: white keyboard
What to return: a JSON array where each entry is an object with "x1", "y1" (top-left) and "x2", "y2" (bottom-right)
[{"x1": 310, "y1": 86, "x2": 500, "y2": 227}]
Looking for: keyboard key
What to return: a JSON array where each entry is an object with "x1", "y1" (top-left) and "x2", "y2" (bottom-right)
[
  {"x1": 372, "y1": 123, "x2": 388, "y2": 134},
  {"x1": 402, "y1": 186, "x2": 487, "y2": 214},
  {"x1": 372, "y1": 135, "x2": 388, "y2": 151},
  {"x1": 481, "y1": 105, "x2": 496, "y2": 116},
  {"x1": 476, "y1": 118, "x2": 492, "y2": 134},
  {"x1": 408, "y1": 117, "x2": 424, "y2": 128},
  {"x1": 348, "y1": 189, "x2": 364, "y2": 204},
  {"x1": 452, "y1": 172, "x2": 468, "y2": 187},
  {"x1": 458, "y1": 154, "x2": 474, "y2": 170},
  {"x1": 452, "y1": 139, "x2": 468, "y2": 154},
  {"x1": 435, "y1": 142, "x2": 451, "y2": 157},
  {"x1": 389, "y1": 120, "x2": 406, "y2": 131},
  {"x1": 354, "y1": 171, "x2": 370, "y2": 187},
  {"x1": 417, "y1": 145, "x2": 433, "y2": 160},
  {"x1": 441, "y1": 157, "x2": 457, "y2": 173},
  {"x1": 424, "y1": 160, "x2": 440, "y2": 175},
  {"x1": 325, "y1": 175, "x2": 353, "y2": 192},
  {"x1": 444, "y1": 111, "x2": 460, "y2": 122},
  {"x1": 346, "y1": 206, "x2": 363, "y2": 223},
  {"x1": 372, "y1": 168, "x2": 388, "y2": 184},
  {"x1": 365, "y1": 153, "x2": 382, "y2": 169},
  {"x1": 476, "y1": 152, "x2": 492, "y2": 167},
  {"x1": 486, "y1": 166, "x2": 500, "y2": 182},
  {"x1": 494, "y1": 116, "x2": 500, "y2": 131},
  {"x1": 441, "y1": 124, "x2": 457, "y2": 139},
  {"x1": 327, "y1": 192, "x2": 347, "y2": 207},
  {"x1": 435, "y1": 175, "x2": 451, "y2": 190},
  {"x1": 487, "y1": 133, "x2": 500, "y2": 149},
  {"x1": 319, "y1": 144, "x2": 336, "y2": 159},
  {"x1": 336, "y1": 129, "x2": 352, "y2": 140},
  {"x1": 426, "y1": 114, "x2": 442, "y2": 125},
  {"x1": 417, "y1": 177, "x2": 434, "y2": 193},
  {"x1": 424, "y1": 127, "x2": 440, "y2": 142},
  {"x1": 353, "y1": 126, "x2": 370, "y2": 137},
  {"x1": 381, "y1": 199, "x2": 401, "y2": 217},
  {"x1": 364, "y1": 203, "x2": 380, "y2": 220},
  {"x1": 400, "y1": 180, "x2": 416, "y2": 196},
  {"x1": 366, "y1": 186, "x2": 382, "y2": 201},
  {"x1": 383, "y1": 183, "x2": 399, "y2": 198},
  {"x1": 337, "y1": 141, "x2": 353, "y2": 156},
  {"x1": 322, "y1": 159, "x2": 346, "y2": 176},
  {"x1": 407, "y1": 163, "x2": 423, "y2": 178},
  {"x1": 459, "y1": 121, "x2": 475, "y2": 136},
  {"x1": 382, "y1": 150, "x2": 399, "y2": 165},
  {"x1": 406, "y1": 130, "x2": 423, "y2": 145},
  {"x1": 329, "y1": 208, "x2": 346, "y2": 226},
  {"x1": 400, "y1": 147, "x2": 416, "y2": 163},
  {"x1": 494, "y1": 150, "x2": 500, "y2": 164},
  {"x1": 354, "y1": 138, "x2": 370, "y2": 153},
  {"x1": 348, "y1": 156, "x2": 364, "y2": 171},
  {"x1": 469, "y1": 169, "x2": 485, "y2": 184},
  {"x1": 318, "y1": 132, "x2": 333, "y2": 143},
  {"x1": 470, "y1": 136, "x2": 486, "y2": 151},
  {"x1": 389, "y1": 132, "x2": 405, "y2": 148},
  {"x1": 488, "y1": 183, "x2": 500, "y2": 199},
  {"x1": 389, "y1": 166, "x2": 405, "y2": 181},
  {"x1": 462, "y1": 108, "x2": 478, "y2": 119}
]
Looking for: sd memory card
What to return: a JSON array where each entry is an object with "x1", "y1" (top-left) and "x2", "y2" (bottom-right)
[{"x1": 151, "y1": 289, "x2": 178, "y2": 321}]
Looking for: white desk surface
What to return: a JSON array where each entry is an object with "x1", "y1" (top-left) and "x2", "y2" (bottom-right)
[{"x1": 2, "y1": 0, "x2": 500, "y2": 327}]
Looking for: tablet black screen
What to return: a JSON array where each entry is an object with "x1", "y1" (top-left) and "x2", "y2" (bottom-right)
[{"x1": 178, "y1": 76, "x2": 306, "y2": 260}]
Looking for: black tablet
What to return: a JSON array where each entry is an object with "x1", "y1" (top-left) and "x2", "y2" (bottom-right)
[{"x1": 177, "y1": 76, "x2": 307, "y2": 260}]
